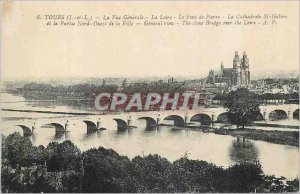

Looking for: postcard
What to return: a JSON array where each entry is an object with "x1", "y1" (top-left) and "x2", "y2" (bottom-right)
[{"x1": 1, "y1": 1, "x2": 299, "y2": 193}]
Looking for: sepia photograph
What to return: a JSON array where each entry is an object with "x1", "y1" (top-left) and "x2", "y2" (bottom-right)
[{"x1": 1, "y1": 0, "x2": 299, "y2": 193}]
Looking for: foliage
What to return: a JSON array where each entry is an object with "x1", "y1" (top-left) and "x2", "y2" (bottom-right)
[
  {"x1": 22, "y1": 80, "x2": 186, "y2": 99},
  {"x1": 224, "y1": 163, "x2": 264, "y2": 192},
  {"x1": 45, "y1": 140, "x2": 81, "y2": 172},
  {"x1": 224, "y1": 88, "x2": 261, "y2": 129},
  {"x1": 171, "y1": 157, "x2": 225, "y2": 192},
  {"x1": 82, "y1": 147, "x2": 131, "y2": 193},
  {"x1": 131, "y1": 154, "x2": 174, "y2": 192},
  {"x1": 3, "y1": 132, "x2": 45, "y2": 168},
  {"x1": 1, "y1": 133, "x2": 299, "y2": 193}
]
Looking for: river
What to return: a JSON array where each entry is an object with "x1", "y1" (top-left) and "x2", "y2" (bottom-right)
[{"x1": 1, "y1": 93, "x2": 299, "y2": 179}]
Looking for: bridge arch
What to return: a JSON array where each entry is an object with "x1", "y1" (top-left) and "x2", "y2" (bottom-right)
[
  {"x1": 138, "y1": 117, "x2": 157, "y2": 128},
  {"x1": 16, "y1": 125, "x2": 32, "y2": 136},
  {"x1": 216, "y1": 112, "x2": 229, "y2": 123},
  {"x1": 83, "y1": 120, "x2": 98, "y2": 134},
  {"x1": 190, "y1": 114, "x2": 212, "y2": 125},
  {"x1": 42, "y1": 123, "x2": 66, "y2": 133},
  {"x1": 163, "y1": 115, "x2": 185, "y2": 127},
  {"x1": 255, "y1": 112, "x2": 264, "y2": 121},
  {"x1": 113, "y1": 118, "x2": 128, "y2": 131},
  {"x1": 293, "y1": 109, "x2": 299, "y2": 120},
  {"x1": 268, "y1": 109, "x2": 288, "y2": 120}
]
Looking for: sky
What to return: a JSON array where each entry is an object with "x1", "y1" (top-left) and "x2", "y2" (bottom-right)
[{"x1": 1, "y1": 1, "x2": 299, "y2": 80}]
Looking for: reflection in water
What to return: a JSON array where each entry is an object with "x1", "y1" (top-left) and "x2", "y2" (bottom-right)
[
  {"x1": 145, "y1": 126, "x2": 158, "y2": 131},
  {"x1": 83, "y1": 132, "x2": 97, "y2": 141},
  {"x1": 96, "y1": 131, "x2": 104, "y2": 138},
  {"x1": 114, "y1": 130, "x2": 130, "y2": 140},
  {"x1": 54, "y1": 131, "x2": 71, "y2": 141},
  {"x1": 230, "y1": 137, "x2": 259, "y2": 164},
  {"x1": 31, "y1": 133, "x2": 37, "y2": 145},
  {"x1": 54, "y1": 131, "x2": 65, "y2": 140},
  {"x1": 171, "y1": 127, "x2": 184, "y2": 132}
]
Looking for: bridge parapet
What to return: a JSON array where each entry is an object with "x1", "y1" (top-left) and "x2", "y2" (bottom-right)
[
  {"x1": 10, "y1": 104, "x2": 298, "y2": 136},
  {"x1": 260, "y1": 104, "x2": 299, "y2": 120}
]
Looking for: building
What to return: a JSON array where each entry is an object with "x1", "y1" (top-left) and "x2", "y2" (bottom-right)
[{"x1": 207, "y1": 51, "x2": 251, "y2": 88}]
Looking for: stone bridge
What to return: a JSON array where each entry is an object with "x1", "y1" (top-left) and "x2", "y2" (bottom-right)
[
  {"x1": 15, "y1": 104, "x2": 299, "y2": 135},
  {"x1": 111, "y1": 104, "x2": 299, "y2": 129}
]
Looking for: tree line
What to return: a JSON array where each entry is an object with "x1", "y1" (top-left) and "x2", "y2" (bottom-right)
[
  {"x1": 21, "y1": 80, "x2": 186, "y2": 97},
  {"x1": 1, "y1": 132, "x2": 299, "y2": 193}
]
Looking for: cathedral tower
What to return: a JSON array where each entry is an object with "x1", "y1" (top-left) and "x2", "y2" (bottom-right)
[
  {"x1": 232, "y1": 51, "x2": 240, "y2": 86},
  {"x1": 241, "y1": 51, "x2": 250, "y2": 87},
  {"x1": 232, "y1": 51, "x2": 250, "y2": 88}
]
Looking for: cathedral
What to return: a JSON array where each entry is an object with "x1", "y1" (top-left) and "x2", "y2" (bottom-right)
[{"x1": 207, "y1": 51, "x2": 251, "y2": 88}]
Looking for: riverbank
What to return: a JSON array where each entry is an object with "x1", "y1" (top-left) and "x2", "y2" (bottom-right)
[
  {"x1": 212, "y1": 128, "x2": 299, "y2": 147},
  {"x1": 253, "y1": 122, "x2": 299, "y2": 129}
]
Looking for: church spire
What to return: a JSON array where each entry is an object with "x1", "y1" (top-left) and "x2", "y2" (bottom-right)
[
  {"x1": 233, "y1": 51, "x2": 240, "y2": 69},
  {"x1": 242, "y1": 51, "x2": 249, "y2": 67}
]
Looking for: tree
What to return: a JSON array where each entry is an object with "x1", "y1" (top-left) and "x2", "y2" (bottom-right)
[
  {"x1": 172, "y1": 157, "x2": 224, "y2": 192},
  {"x1": 131, "y1": 154, "x2": 174, "y2": 192},
  {"x1": 224, "y1": 88, "x2": 260, "y2": 129},
  {"x1": 82, "y1": 147, "x2": 131, "y2": 193},
  {"x1": 45, "y1": 140, "x2": 81, "y2": 172},
  {"x1": 224, "y1": 163, "x2": 264, "y2": 193},
  {"x1": 43, "y1": 141, "x2": 81, "y2": 192},
  {"x1": 5, "y1": 132, "x2": 34, "y2": 168}
]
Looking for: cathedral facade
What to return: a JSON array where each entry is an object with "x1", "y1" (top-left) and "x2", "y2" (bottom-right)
[{"x1": 207, "y1": 51, "x2": 251, "y2": 88}]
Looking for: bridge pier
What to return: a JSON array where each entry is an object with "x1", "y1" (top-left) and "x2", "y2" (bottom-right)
[
  {"x1": 157, "y1": 117, "x2": 161, "y2": 126},
  {"x1": 288, "y1": 109, "x2": 293, "y2": 120},
  {"x1": 211, "y1": 114, "x2": 216, "y2": 122},
  {"x1": 263, "y1": 110, "x2": 268, "y2": 121},
  {"x1": 184, "y1": 113, "x2": 190, "y2": 126},
  {"x1": 127, "y1": 116, "x2": 132, "y2": 126},
  {"x1": 97, "y1": 118, "x2": 101, "y2": 129}
]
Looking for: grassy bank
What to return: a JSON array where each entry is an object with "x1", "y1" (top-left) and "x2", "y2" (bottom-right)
[{"x1": 212, "y1": 128, "x2": 299, "y2": 147}]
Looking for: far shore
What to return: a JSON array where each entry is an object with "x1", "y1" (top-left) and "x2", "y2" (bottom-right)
[
  {"x1": 182, "y1": 123, "x2": 299, "y2": 147},
  {"x1": 211, "y1": 128, "x2": 299, "y2": 147}
]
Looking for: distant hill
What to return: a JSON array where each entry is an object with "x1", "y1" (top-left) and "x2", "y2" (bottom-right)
[
  {"x1": 251, "y1": 69, "x2": 299, "y2": 80},
  {"x1": 2, "y1": 69, "x2": 298, "y2": 87}
]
